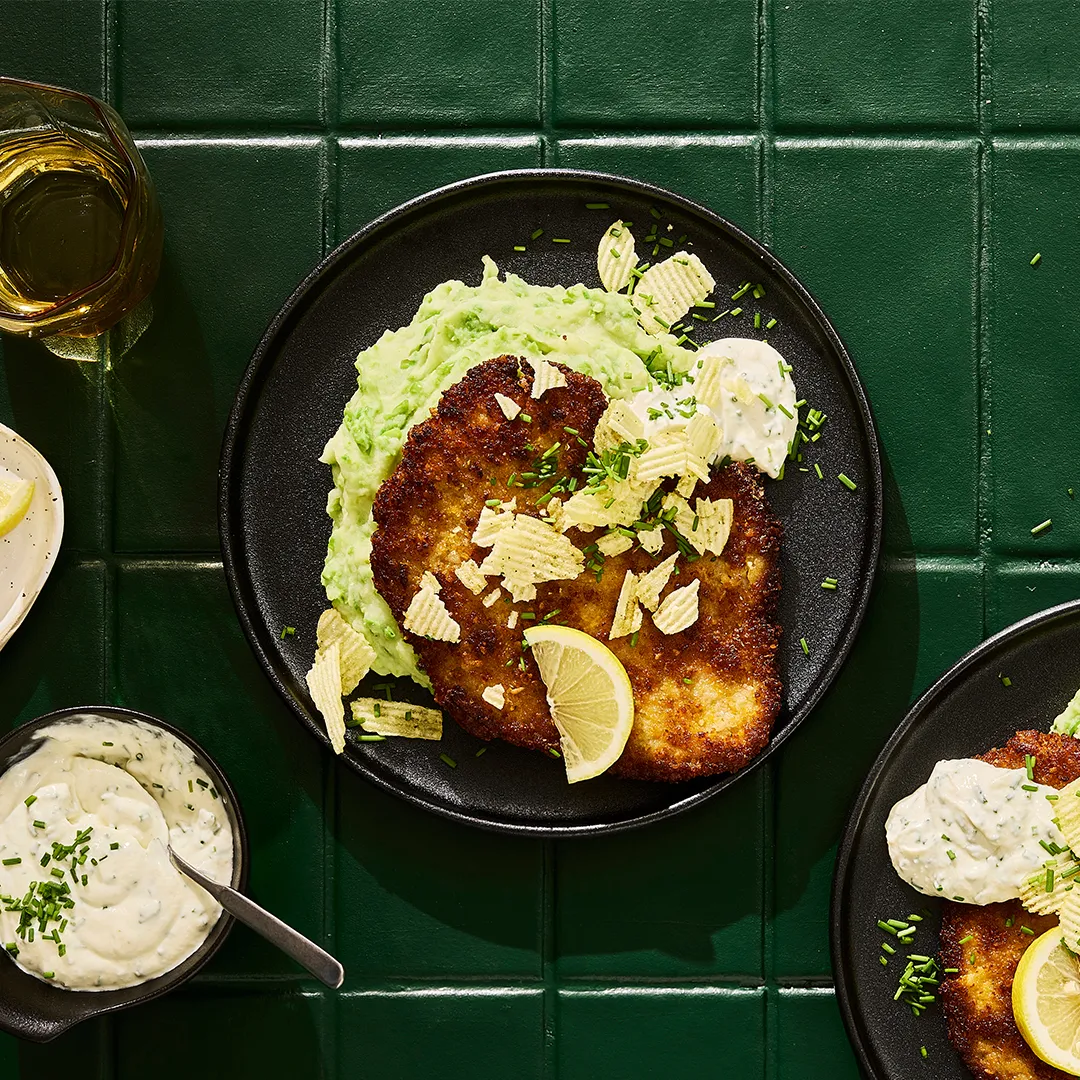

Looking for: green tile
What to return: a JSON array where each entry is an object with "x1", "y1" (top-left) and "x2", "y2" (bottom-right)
[
  {"x1": 551, "y1": 136, "x2": 760, "y2": 238},
  {"x1": 0, "y1": 341, "x2": 105, "y2": 552},
  {"x1": 986, "y1": 560, "x2": 1080, "y2": 636},
  {"x1": 335, "y1": 136, "x2": 543, "y2": 244},
  {"x1": 0, "y1": 1017, "x2": 109, "y2": 1079},
  {"x1": 772, "y1": 1, "x2": 977, "y2": 130},
  {"x1": 990, "y1": 2, "x2": 1080, "y2": 129},
  {"x1": 987, "y1": 143, "x2": 1080, "y2": 557},
  {"x1": 772, "y1": 560, "x2": 983, "y2": 976},
  {"x1": 338, "y1": 990, "x2": 543, "y2": 1079},
  {"x1": 112, "y1": 140, "x2": 323, "y2": 551},
  {"x1": 116, "y1": 991, "x2": 330, "y2": 1078},
  {"x1": 0, "y1": 560, "x2": 106, "y2": 726},
  {"x1": 114, "y1": 562, "x2": 328, "y2": 978},
  {"x1": 775, "y1": 989, "x2": 861, "y2": 1080},
  {"x1": 0, "y1": 1, "x2": 105, "y2": 98},
  {"x1": 117, "y1": 0, "x2": 322, "y2": 125},
  {"x1": 556, "y1": 775, "x2": 764, "y2": 979},
  {"x1": 335, "y1": 778, "x2": 543, "y2": 980},
  {"x1": 557, "y1": 988, "x2": 764, "y2": 1080},
  {"x1": 337, "y1": 0, "x2": 540, "y2": 126},
  {"x1": 553, "y1": 0, "x2": 756, "y2": 128},
  {"x1": 772, "y1": 139, "x2": 979, "y2": 553}
]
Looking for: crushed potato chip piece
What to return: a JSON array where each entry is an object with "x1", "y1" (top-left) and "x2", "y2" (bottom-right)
[
  {"x1": 482, "y1": 684, "x2": 506, "y2": 710},
  {"x1": 403, "y1": 578, "x2": 461, "y2": 642},
  {"x1": 675, "y1": 473, "x2": 698, "y2": 499},
  {"x1": 1058, "y1": 885, "x2": 1080, "y2": 954},
  {"x1": 637, "y1": 526, "x2": 664, "y2": 555},
  {"x1": 1020, "y1": 850, "x2": 1079, "y2": 916},
  {"x1": 687, "y1": 411, "x2": 723, "y2": 463},
  {"x1": 596, "y1": 531, "x2": 633, "y2": 558},
  {"x1": 692, "y1": 353, "x2": 729, "y2": 413},
  {"x1": 593, "y1": 399, "x2": 646, "y2": 453},
  {"x1": 421, "y1": 570, "x2": 441, "y2": 593},
  {"x1": 478, "y1": 513, "x2": 584, "y2": 603},
  {"x1": 317, "y1": 609, "x2": 377, "y2": 694},
  {"x1": 528, "y1": 356, "x2": 568, "y2": 399},
  {"x1": 482, "y1": 587, "x2": 502, "y2": 607},
  {"x1": 494, "y1": 392, "x2": 521, "y2": 420},
  {"x1": 544, "y1": 496, "x2": 568, "y2": 533},
  {"x1": 455, "y1": 558, "x2": 488, "y2": 595},
  {"x1": 635, "y1": 431, "x2": 711, "y2": 487},
  {"x1": 635, "y1": 552, "x2": 679, "y2": 612},
  {"x1": 609, "y1": 570, "x2": 643, "y2": 640},
  {"x1": 662, "y1": 492, "x2": 734, "y2": 557},
  {"x1": 1053, "y1": 778, "x2": 1080, "y2": 851},
  {"x1": 306, "y1": 643, "x2": 346, "y2": 754},
  {"x1": 472, "y1": 500, "x2": 517, "y2": 547},
  {"x1": 652, "y1": 578, "x2": 700, "y2": 634},
  {"x1": 561, "y1": 478, "x2": 655, "y2": 530},
  {"x1": 352, "y1": 698, "x2": 443, "y2": 740},
  {"x1": 597, "y1": 220, "x2": 636, "y2": 293},
  {"x1": 507, "y1": 610, "x2": 519, "y2": 630},
  {"x1": 635, "y1": 252, "x2": 716, "y2": 336}
]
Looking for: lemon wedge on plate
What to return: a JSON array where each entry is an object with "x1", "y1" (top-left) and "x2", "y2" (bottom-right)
[
  {"x1": 1012, "y1": 926, "x2": 1080, "y2": 1074},
  {"x1": 523, "y1": 625, "x2": 634, "y2": 783},
  {"x1": 0, "y1": 469, "x2": 34, "y2": 537}
]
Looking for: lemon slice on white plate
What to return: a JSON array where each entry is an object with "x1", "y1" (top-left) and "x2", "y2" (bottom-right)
[
  {"x1": 1012, "y1": 926, "x2": 1080, "y2": 1074},
  {"x1": 522, "y1": 625, "x2": 634, "y2": 783},
  {"x1": 0, "y1": 424, "x2": 64, "y2": 652}
]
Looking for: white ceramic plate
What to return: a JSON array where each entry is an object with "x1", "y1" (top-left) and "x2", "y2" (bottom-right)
[{"x1": 0, "y1": 424, "x2": 63, "y2": 651}]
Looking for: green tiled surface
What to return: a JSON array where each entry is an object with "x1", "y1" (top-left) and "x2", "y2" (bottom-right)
[{"x1": 0, "y1": 1, "x2": 1077, "y2": 1076}]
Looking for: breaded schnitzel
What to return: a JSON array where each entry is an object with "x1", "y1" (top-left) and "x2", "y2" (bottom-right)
[
  {"x1": 940, "y1": 731, "x2": 1080, "y2": 1080},
  {"x1": 370, "y1": 355, "x2": 782, "y2": 782}
]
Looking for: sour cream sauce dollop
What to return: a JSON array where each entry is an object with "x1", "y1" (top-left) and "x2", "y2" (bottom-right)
[
  {"x1": 885, "y1": 757, "x2": 1066, "y2": 905},
  {"x1": 0, "y1": 716, "x2": 233, "y2": 990}
]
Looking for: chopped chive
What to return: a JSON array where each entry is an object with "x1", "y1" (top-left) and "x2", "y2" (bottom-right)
[
  {"x1": 1031, "y1": 518, "x2": 1052, "y2": 536},
  {"x1": 958, "y1": 935, "x2": 973, "y2": 944},
  {"x1": 813, "y1": 463, "x2": 823, "y2": 480},
  {"x1": 1001, "y1": 674, "x2": 1012, "y2": 687},
  {"x1": 551, "y1": 237, "x2": 571, "y2": 244},
  {"x1": 23, "y1": 796, "x2": 36, "y2": 808},
  {"x1": 799, "y1": 637, "x2": 809, "y2": 655},
  {"x1": 513, "y1": 245, "x2": 526, "y2": 252},
  {"x1": 32, "y1": 821, "x2": 46, "y2": 831},
  {"x1": 358, "y1": 734, "x2": 386, "y2": 742},
  {"x1": 766, "y1": 318, "x2": 777, "y2": 330},
  {"x1": 1021, "y1": 926, "x2": 1035, "y2": 935},
  {"x1": 439, "y1": 753, "x2": 457, "y2": 769},
  {"x1": 2, "y1": 859, "x2": 20, "y2": 866},
  {"x1": 531, "y1": 228, "x2": 543, "y2": 240},
  {"x1": 1030, "y1": 252, "x2": 1042, "y2": 265},
  {"x1": 1022, "y1": 784, "x2": 1039, "y2": 792},
  {"x1": 280, "y1": 626, "x2": 296, "y2": 639},
  {"x1": 838, "y1": 473, "x2": 857, "y2": 491},
  {"x1": 585, "y1": 202, "x2": 610, "y2": 210}
]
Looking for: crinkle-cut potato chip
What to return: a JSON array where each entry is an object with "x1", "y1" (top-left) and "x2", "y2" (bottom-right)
[
  {"x1": 596, "y1": 531, "x2": 633, "y2": 558},
  {"x1": 560, "y1": 478, "x2": 654, "y2": 530},
  {"x1": 597, "y1": 219, "x2": 636, "y2": 294},
  {"x1": 635, "y1": 251, "x2": 716, "y2": 336},
  {"x1": 1020, "y1": 850, "x2": 1080, "y2": 916},
  {"x1": 494, "y1": 392, "x2": 521, "y2": 420},
  {"x1": 692, "y1": 353, "x2": 729, "y2": 413},
  {"x1": 403, "y1": 578, "x2": 461, "y2": 643},
  {"x1": 317, "y1": 608, "x2": 377, "y2": 694},
  {"x1": 507, "y1": 610, "x2": 519, "y2": 630},
  {"x1": 477, "y1": 513, "x2": 584, "y2": 603},
  {"x1": 482, "y1": 684, "x2": 506, "y2": 710},
  {"x1": 593, "y1": 399, "x2": 645, "y2": 453},
  {"x1": 472, "y1": 500, "x2": 516, "y2": 547},
  {"x1": 652, "y1": 577, "x2": 700, "y2": 634},
  {"x1": 482, "y1": 587, "x2": 502, "y2": 607},
  {"x1": 455, "y1": 558, "x2": 488, "y2": 595},
  {"x1": 1058, "y1": 886, "x2": 1080, "y2": 955},
  {"x1": 609, "y1": 569, "x2": 643, "y2": 640},
  {"x1": 352, "y1": 698, "x2": 443, "y2": 740},
  {"x1": 1054, "y1": 778, "x2": 1080, "y2": 851},
  {"x1": 687, "y1": 411, "x2": 723, "y2": 463},
  {"x1": 635, "y1": 431, "x2": 710, "y2": 487},
  {"x1": 420, "y1": 570, "x2": 442, "y2": 593},
  {"x1": 306, "y1": 642, "x2": 346, "y2": 754},
  {"x1": 544, "y1": 496, "x2": 568, "y2": 533},
  {"x1": 528, "y1": 356, "x2": 568, "y2": 399},
  {"x1": 635, "y1": 552, "x2": 679, "y2": 612},
  {"x1": 692, "y1": 496, "x2": 734, "y2": 556},
  {"x1": 637, "y1": 526, "x2": 664, "y2": 554}
]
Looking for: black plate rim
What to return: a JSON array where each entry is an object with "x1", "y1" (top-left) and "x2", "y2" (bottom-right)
[
  {"x1": 219, "y1": 166, "x2": 884, "y2": 839},
  {"x1": 0, "y1": 704, "x2": 249, "y2": 1042},
  {"x1": 830, "y1": 597, "x2": 1080, "y2": 1078}
]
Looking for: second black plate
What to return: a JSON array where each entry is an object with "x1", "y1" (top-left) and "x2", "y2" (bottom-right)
[
  {"x1": 220, "y1": 169, "x2": 882, "y2": 837},
  {"x1": 833, "y1": 600, "x2": 1080, "y2": 1077}
]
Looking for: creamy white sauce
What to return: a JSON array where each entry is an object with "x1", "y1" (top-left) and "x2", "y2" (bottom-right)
[
  {"x1": 0, "y1": 716, "x2": 233, "y2": 990},
  {"x1": 885, "y1": 758, "x2": 1067, "y2": 905},
  {"x1": 625, "y1": 338, "x2": 797, "y2": 480}
]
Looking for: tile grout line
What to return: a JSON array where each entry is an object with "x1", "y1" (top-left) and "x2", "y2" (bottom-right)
[
  {"x1": 539, "y1": 0, "x2": 554, "y2": 166},
  {"x1": 975, "y1": 0, "x2": 993, "y2": 640},
  {"x1": 541, "y1": 839, "x2": 558, "y2": 1080}
]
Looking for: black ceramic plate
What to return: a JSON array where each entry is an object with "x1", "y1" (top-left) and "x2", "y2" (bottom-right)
[
  {"x1": 0, "y1": 706, "x2": 248, "y2": 1043},
  {"x1": 220, "y1": 168, "x2": 882, "y2": 837},
  {"x1": 833, "y1": 600, "x2": 1080, "y2": 1077}
]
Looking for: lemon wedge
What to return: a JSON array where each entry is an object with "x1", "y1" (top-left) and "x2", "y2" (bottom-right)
[
  {"x1": 1012, "y1": 926, "x2": 1080, "y2": 1074},
  {"x1": 523, "y1": 625, "x2": 634, "y2": 783},
  {"x1": 0, "y1": 470, "x2": 34, "y2": 538}
]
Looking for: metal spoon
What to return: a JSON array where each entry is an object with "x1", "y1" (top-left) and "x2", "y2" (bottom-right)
[{"x1": 169, "y1": 846, "x2": 344, "y2": 989}]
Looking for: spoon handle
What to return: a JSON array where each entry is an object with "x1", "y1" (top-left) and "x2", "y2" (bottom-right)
[{"x1": 169, "y1": 848, "x2": 344, "y2": 989}]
